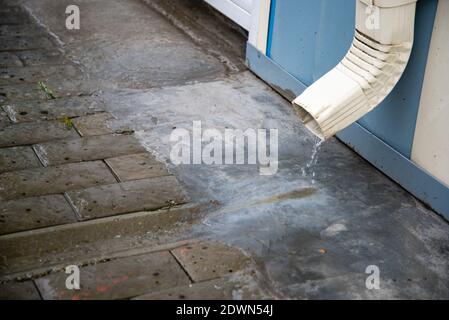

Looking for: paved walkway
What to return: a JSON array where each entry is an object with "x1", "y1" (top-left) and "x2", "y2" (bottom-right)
[{"x1": 1, "y1": 0, "x2": 449, "y2": 299}]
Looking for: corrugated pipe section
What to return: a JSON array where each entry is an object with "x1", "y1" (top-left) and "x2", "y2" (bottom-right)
[{"x1": 292, "y1": 0, "x2": 417, "y2": 140}]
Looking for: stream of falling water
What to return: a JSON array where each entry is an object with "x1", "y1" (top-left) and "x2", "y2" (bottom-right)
[{"x1": 302, "y1": 138, "x2": 324, "y2": 183}]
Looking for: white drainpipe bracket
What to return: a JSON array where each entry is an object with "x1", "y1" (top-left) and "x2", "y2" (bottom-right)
[{"x1": 292, "y1": 0, "x2": 417, "y2": 140}]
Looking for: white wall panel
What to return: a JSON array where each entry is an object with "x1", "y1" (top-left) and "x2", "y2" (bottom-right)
[{"x1": 412, "y1": 0, "x2": 449, "y2": 187}]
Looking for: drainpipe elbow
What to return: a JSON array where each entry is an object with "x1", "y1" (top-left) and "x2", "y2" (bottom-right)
[{"x1": 292, "y1": 0, "x2": 417, "y2": 140}]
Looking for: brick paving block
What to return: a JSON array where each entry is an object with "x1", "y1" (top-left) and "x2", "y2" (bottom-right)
[
  {"x1": 34, "y1": 134, "x2": 146, "y2": 166},
  {"x1": 0, "y1": 36, "x2": 54, "y2": 51},
  {"x1": 0, "y1": 281, "x2": 41, "y2": 300},
  {"x1": 0, "y1": 146, "x2": 41, "y2": 173},
  {"x1": 72, "y1": 113, "x2": 115, "y2": 136},
  {"x1": 0, "y1": 52, "x2": 23, "y2": 67},
  {"x1": 0, "y1": 161, "x2": 116, "y2": 201},
  {"x1": 105, "y1": 153, "x2": 169, "y2": 182},
  {"x1": 2, "y1": 96, "x2": 105, "y2": 123},
  {"x1": 35, "y1": 251, "x2": 190, "y2": 300},
  {"x1": 0, "y1": 65, "x2": 82, "y2": 85},
  {"x1": 0, "y1": 120, "x2": 79, "y2": 148},
  {"x1": 0, "y1": 194, "x2": 76, "y2": 235},
  {"x1": 172, "y1": 241, "x2": 250, "y2": 282},
  {"x1": 66, "y1": 176, "x2": 187, "y2": 220}
]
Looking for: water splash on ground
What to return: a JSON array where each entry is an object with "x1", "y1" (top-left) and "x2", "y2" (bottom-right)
[{"x1": 302, "y1": 138, "x2": 324, "y2": 183}]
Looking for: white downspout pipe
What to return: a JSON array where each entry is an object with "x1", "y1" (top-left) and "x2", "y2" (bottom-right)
[{"x1": 292, "y1": 0, "x2": 417, "y2": 140}]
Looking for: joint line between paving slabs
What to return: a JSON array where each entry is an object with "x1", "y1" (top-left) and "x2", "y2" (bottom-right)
[
  {"x1": 71, "y1": 118, "x2": 84, "y2": 138},
  {"x1": 32, "y1": 279, "x2": 44, "y2": 300},
  {"x1": 31, "y1": 145, "x2": 47, "y2": 168},
  {"x1": 169, "y1": 250, "x2": 195, "y2": 284},
  {"x1": 63, "y1": 192, "x2": 83, "y2": 221},
  {"x1": 103, "y1": 159, "x2": 121, "y2": 183}
]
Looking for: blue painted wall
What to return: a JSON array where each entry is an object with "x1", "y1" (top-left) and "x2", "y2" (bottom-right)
[
  {"x1": 267, "y1": 0, "x2": 355, "y2": 85},
  {"x1": 266, "y1": 0, "x2": 438, "y2": 158}
]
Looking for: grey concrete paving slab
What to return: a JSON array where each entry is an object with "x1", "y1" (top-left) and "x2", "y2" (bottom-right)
[
  {"x1": 22, "y1": 0, "x2": 226, "y2": 89},
  {"x1": 2, "y1": 96, "x2": 105, "y2": 123},
  {"x1": 0, "y1": 36, "x2": 54, "y2": 51},
  {"x1": 15, "y1": 50, "x2": 64, "y2": 67},
  {"x1": 0, "y1": 23, "x2": 45, "y2": 37},
  {"x1": 0, "y1": 81, "x2": 95, "y2": 102},
  {"x1": 0, "y1": 120, "x2": 79, "y2": 148},
  {"x1": 72, "y1": 112, "x2": 114, "y2": 136},
  {"x1": 145, "y1": 0, "x2": 246, "y2": 72},
  {"x1": 0, "y1": 52, "x2": 23, "y2": 67},
  {"x1": 0, "y1": 204, "x2": 201, "y2": 274},
  {"x1": 0, "y1": 10, "x2": 31, "y2": 25},
  {"x1": 0, "y1": 161, "x2": 116, "y2": 200},
  {"x1": 0, "y1": 146, "x2": 41, "y2": 173},
  {"x1": 34, "y1": 134, "x2": 146, "y2": 166},
  {"x1": 171, "y1": 241, "x2": 250, "y2": 282},
  {"x1": 105, "y1": 153, "x2": 169, "y2": 182},
  {"x1": 0, "y1": 5, "x2": 23, "y2": 14},
  {"x1": 66, "y1": 176, "x2": 187, "y2": 220},
  {"x1": 0, "y1": 280, "x2": 40, "y2": 300},
  {"x1": 134, "y1": 274, "x2": 266, "y2": 300},
  {"x1": 134, "y1": 278, "x2": 232, "y2": 300},
  {"x1": 0, "y1": 110, "x2": 11, "y2": 129},
  {"x1": 0, "y1": 194, "x2": 76, "y2": 235},
  {"x1": 0, "y1": 65, "x2": 83, "y2": 85},
  {"x1": 35, "y1": 251, "x2": 190, "y2": 300}
]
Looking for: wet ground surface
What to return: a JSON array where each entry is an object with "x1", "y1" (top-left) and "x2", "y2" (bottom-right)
[{"x1": 1, "y1": 0, "x2": 449, "y2": 299}]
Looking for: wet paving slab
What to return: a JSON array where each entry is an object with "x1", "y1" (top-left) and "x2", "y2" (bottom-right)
[
  {"x1": 0, "y1": 146, "x2": 41, "y2": 173},
  {"x1": 134, "y1": 275, "x2": 266, "y2": 300},
  {"x1": 35, "y1": 251, "x2": 190, "y2": 300},
  {"x1": 0, "y1": 52, "x2": 23, "y2": 67},
  {"x1": 0, "y1": 24, "x2": 45, "y2": 37},
  {"x1": 0, "y1": 194, "x2": 76, "y2": 235},
  {"x1": 0, "y1": 80, "x2": 96, "y2": 102},
  {"x1": 0, "y1": 204, "x2": 202, "y2": 272},
  {"x1": 172, "y1": 241, "x2": 251, "y2": 282},
  {"x1": 72, "y1": 112, "x2": 115, "y2": 137},
  {"x1": 66, "y1": 176, "x2": 187, "y2": 221},
  {"x1": 0, "y1": 280, "x2": 40, "y2": 300},
  {"x1": 13, "y1": 50, "x2": 64, "y2": 67},
  {"x1": 0, "y1": 36, "x2": 55, "y2": 51},
  {"x1": 2, "y1": 96, "x2": 105, "y2": 123},
  {"x1": 105, "y1": 153, "x2": 170, "y2": 182},
  {"x1": 33, "y1": 134, "x2": 146, "y2": 166},
  {"x1": 21, "y1": 0, "x2": 228, "y2": 89},
  {"x1": 0, "y1": 65, "x2": 83, "y2": 85},
  {"x1": 0, "y1": 120, "x2": 79, "y2": 147},
  {"x1": 0, "y1": 161, "x2": 116, "y2": 200}
]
